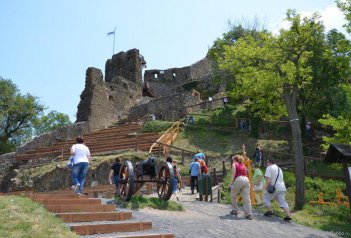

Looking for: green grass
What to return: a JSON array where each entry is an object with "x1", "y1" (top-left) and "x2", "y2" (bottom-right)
[
  {"x1": 0, "y1": 195, "x2": 78, "y2": 238},
  {"x1": 115, "y1": 196, "x2": 184, "y2": 211}
]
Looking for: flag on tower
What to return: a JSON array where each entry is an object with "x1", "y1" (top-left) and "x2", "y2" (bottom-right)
[{"x1": 107, "y1": 31, "x2": 114, "y2": 36}]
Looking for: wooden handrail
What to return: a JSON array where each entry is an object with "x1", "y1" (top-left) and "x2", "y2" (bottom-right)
[{"x1": 148, "y1": 121, "x2": 181, "y2": 155}]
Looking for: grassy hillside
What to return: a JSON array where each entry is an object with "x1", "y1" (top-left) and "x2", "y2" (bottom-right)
[{"x1": 0, "y1": 195, "x2": 78, "y2": 238}]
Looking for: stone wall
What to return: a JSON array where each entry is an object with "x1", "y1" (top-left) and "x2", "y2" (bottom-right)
[
  {"x1": 17, "y1": 122, "x2": 90, "y2": 153},
  {"x1": 2, "y1": 158, "x2": 116, "y2": 192},
  {"x1": 76, "y1": 67, "x2": 143, "y2": 130},
  {"x1": 128, "y1": 92, "x2": 200, "y2": 121},
  {"x1": 0, "y1": 152, "x2": 17, "y2": 191},
  {"x1": 144, "y1": 58, "x2": 212, "y2": 85},
  {"x1": 105, "y1": 48, "x2": 145, "y2": 84}
]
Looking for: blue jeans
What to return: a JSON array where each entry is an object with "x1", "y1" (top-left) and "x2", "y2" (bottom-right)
[{"x1": 72, "y1": 162, "x2": 89, "y2": 194}]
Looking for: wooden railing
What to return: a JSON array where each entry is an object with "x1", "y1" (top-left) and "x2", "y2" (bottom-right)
[{"x1": 148, "y1": 121, "x2": 181, "y2": 155}]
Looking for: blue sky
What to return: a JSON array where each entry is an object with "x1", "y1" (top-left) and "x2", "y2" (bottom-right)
[{"x1": 0, "y1": 0, "x2": 347, "y2": 121}]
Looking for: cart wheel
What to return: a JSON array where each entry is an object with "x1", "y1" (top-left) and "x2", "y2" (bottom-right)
[
  {"x1": 118, "y1": 160, "x2": 134, "y2": 201},
  {"x1": 157, "y1": 162, "x2": 174, "y2": 201}
]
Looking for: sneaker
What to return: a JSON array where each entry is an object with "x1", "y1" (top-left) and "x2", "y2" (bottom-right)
[
  {"x1": 230, "y1": 210, "x2": 238, "y2": 215},
  {"x1": 264, "y1": 211, "x2": 274, "y2": 217},
  {"x1": 283, "y1": 216, "x2": 292, "y2": 221},
  {"x1": 74, "y1": 184, "x2": 80, "y2": 193},
  {"x1": 71, "y1": 185, "x2": 76, "y2": 190},
  {"x1": 245, "y1": 214, "x2": 253, "y2": 220}
]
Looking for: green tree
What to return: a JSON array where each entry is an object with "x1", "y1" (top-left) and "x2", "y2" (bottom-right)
[
  {"x1": 318, "y1": 114, "x2": 351, "y2": 149},
  {"x1": 297, "y1": 28, "x2": 351, "y2": 136},
  {"x1": 0, "y1": 78, "x2": 45, "y2": 154},
  {"x1": 215, "y1": 10, "x2": 333, "y2": 209},
  {"x1": 33, "y1": 110, "x2": 71, "y2": 136},
  {"x1": 337, "y1": 0, "x2": 351, "y2": 33}
]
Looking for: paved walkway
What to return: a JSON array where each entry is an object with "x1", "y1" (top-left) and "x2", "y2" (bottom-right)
[{"x1": 84, "y1": 187, "x2": 341, "y2": 238}]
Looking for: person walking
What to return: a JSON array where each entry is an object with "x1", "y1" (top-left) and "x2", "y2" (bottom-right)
[
  {"x1": 252, "y1": 163, "x2": 265, "y2": 205},
  {"x1": 193, "y1": 150, "x2": 206, "y2": 161},
  {"x1": 70, "y1": 136, "x2": 91, "y2": 195},
  {"x1": 189, "y1": 157, "x2": 201, "y2": 194},
  {"x1": 253, "y1": 143, "x2": 263, "y2": 167},
  {"x1": 108, "y1": 157, "x2": 122, "y2": 195},
  {"x1": 228, "y1": 154, "x2": 253, "y2": 220},
  {"x1": 166, "y1": 156, "x2": 181, "y2": 201},
  {"x1": 263, "y1": 158, "x2": 292, "y2": 221}
]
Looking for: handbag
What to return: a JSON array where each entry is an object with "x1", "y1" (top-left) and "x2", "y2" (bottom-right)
[
  {"x1": 267, "y1": 166, "x2": 280, "y2": 194},
  {"x1": 66, "y1": 156, "x2": 74, "y2": 170}
]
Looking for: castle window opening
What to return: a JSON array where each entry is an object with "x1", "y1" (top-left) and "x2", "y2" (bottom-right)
[
  {"x1": 154, "y1": 73, "x2": 158, "y2": 79},
  {"x1": 172, "y1": 72, "x2": 176, "y2": 80},
  {"x1": 108, "y1": 95, "x2": 114, "y2": 102}
]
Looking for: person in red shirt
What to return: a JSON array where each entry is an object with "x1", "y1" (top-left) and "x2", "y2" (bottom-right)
[{"x1": 228, "y1": 154, "x2": 253, "y2": 220}]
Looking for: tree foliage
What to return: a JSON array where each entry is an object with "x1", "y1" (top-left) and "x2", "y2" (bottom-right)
[
  {"x1": 0, "y1": 78, "x2": 45, "y2": 154},
  {"x1": 337, "y1": 0, "x2": 351, "y2": 33},
  {"x1": 33, "y1": 110, "x2": 71, "y2": 136},
  {"x1": 318, "y1": 114, "x2": 351, "y2": 150},
  {"x1": 210, "y1": 10, "x2": 351, "y2": 209},
  {"x1": 0, "y1": 78, "x2": 71, "y2": 155}
]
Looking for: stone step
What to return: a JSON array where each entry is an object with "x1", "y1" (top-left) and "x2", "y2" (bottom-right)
[
  {"x1": 45, "y1": 204, "x2": 116, "y2": 213},
  {"x1": 70, "y1": 221, "x2": 152, "y2": 235},
  {"x1": 34, "y1": 198, "x2": 101, "y2": 205},
  {"x1": 57, "y1": 211, "x2": 132, "y2": 222},
  {"x1": 107, "y1": 234, "x2": 175, "y2": 238}
]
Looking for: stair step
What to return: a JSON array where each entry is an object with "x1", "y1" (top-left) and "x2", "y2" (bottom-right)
[
  {"x1": 107, "y1": 234, "x2": 175, "y2": 238},
  {"x1": 57, "y1": 211, "x2": 132, "y2": 222},
  {"x1": 30, "y1": 194, "x2": 90, "y2": 199},
  {"x1": 45, "y1": 204, "x2": 116, "y2": 213},
  {"x1": 34, "y1": 198, "x2": 101, "y2": 205},
  {"x1": 70, "y1": 221, "x2": 152, "y2": 235}
]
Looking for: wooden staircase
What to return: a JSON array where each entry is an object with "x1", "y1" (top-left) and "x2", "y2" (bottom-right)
[
  {"x1": 29, "y1": 190, "x2": 175, "y2": 237},
  {"x1": 16, "y1": 124, "x2": 160, "y2": 163}
]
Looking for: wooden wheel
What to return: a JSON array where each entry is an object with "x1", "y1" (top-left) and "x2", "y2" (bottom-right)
[
  {"x1": 157, "y1": 162, "x2": 174, "y2": 201},
  {"x1": 118, "y1": 160, "x2": 135, "y2": 201}
]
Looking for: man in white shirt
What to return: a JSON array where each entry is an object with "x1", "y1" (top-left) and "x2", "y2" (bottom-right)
[{"x1": 263, "y1": 158, "x2": 291, "y2": 221}]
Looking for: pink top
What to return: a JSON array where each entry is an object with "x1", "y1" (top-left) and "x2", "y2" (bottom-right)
[{"x1": 234, "y1": 162, "x2": 247, "y2": 179}]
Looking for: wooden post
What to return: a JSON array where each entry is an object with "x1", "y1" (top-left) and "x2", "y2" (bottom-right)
[
  {"x1": 181, "y1": 150, "x2": 185, "y2": 165},
  {"x1": 222, "y1": 161, "x2": 226, "y2": 177},
  {"x1": 136, "y1": 133, "x2": 139, "y2": 151},
  {"x1": 343, "y1": 162, "x2": 351, "y2": 212},
  {"x1": 213, "y1": 168, "x2": 218, "y2": 186},
  {"x1": 158, "y1": 143, "x2": 161, "y2": 157},
  {"x1": 217, "y1": 189, "x2": 220, "y2": 203}
]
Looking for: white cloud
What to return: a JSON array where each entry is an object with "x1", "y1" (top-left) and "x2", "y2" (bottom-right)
[{"x1": 270, "y1": 5, "x2": 347, "y2": 35}]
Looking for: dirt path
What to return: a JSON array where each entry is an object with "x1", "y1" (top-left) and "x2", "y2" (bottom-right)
[{"x1": 84, "y1": 187, "x2": 341, "y2": 238}]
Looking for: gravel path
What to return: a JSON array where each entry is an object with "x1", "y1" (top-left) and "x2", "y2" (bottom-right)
[{"x1": 81, "y1": 187, "x2": 341, "y2": 238}]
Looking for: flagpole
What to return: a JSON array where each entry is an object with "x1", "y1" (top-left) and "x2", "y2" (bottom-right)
[{"x1": 113, "y1": 27, "x2": 116, "y2": 55}]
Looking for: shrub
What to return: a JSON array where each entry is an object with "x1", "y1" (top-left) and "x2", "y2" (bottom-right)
[{"x1": 143, "y1": 120, "x2": 174, "y2": 132}]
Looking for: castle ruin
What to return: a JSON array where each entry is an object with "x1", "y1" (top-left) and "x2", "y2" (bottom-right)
[{"x1": 76, "y1": 48, "x2": 223, "y2": 130}]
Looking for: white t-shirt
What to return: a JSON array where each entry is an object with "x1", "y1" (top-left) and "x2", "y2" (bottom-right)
[
  {"x1": 71, "y1": 143, "x2": 90, "y2": 164},
  {"x1": 265, "y1": 164, "x2": 286, "y2": 192}
]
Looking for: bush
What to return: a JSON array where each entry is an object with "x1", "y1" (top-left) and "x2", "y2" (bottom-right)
[{"x1": 143, "y1": 120, "x2": 175, "y2": 132}]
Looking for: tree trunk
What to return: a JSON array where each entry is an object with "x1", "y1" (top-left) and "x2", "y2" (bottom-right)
[{"x1": 283, "y1": 85, "x2": 305, "y2": 210}]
